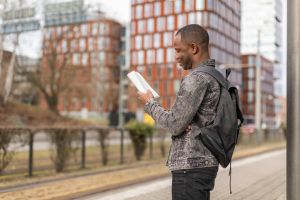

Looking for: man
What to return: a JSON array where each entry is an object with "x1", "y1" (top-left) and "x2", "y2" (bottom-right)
[{"x1": 138, "y1": 24, "x2": 220, "y2": 200}]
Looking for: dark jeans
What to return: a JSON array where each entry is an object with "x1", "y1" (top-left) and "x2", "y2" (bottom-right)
[{"x1": 172, "y1": 166, "x2": 219, "y2": 200}]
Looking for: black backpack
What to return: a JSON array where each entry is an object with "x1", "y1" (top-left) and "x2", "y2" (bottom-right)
[{"x1": 193, "y1": 65, "x2": 244, "y2": 193}]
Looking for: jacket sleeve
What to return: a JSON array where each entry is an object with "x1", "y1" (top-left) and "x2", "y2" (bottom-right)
[{"x1": 144, "y1": 73, "x2": 209, "y2": 136}]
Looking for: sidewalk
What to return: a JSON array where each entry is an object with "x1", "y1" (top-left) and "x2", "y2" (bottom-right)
[{"x1": 0, "y1": 141, "x2": 286, "y2": 200}]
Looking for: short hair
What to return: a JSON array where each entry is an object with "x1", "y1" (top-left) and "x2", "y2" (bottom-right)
[{"x1": 176, "y1": 24, "x2": 209, "y2": 51}]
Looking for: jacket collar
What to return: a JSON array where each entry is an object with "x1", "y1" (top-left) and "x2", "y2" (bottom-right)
[{"x1": 190, "y1": 59, "x2": 216, "y2": 74}]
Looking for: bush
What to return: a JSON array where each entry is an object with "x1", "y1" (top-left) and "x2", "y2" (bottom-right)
[{"x1": 125, "y1": 120, "x2": 154, "y2": 161}]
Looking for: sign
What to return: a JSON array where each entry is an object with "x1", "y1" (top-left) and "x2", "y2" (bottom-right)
[{"x1": 3, "y1": 8, "x2": 35, "y2": 21}]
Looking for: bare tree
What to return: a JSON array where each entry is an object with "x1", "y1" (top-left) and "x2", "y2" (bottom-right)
[{"x1": 28, "y1": 27, "x2": 74, "y2": 115}]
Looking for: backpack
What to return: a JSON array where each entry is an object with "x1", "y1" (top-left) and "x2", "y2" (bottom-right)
[{"x1": 193, "y1": 65, "x2": 244, "y2": 193}]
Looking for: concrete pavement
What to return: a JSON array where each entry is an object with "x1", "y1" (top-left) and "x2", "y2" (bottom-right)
[{"x1": 80, "y1": 149, "x2": 286, "y2": 200}]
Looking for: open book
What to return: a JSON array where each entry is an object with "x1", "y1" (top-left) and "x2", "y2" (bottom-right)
[{"x1": 127, "y1": 71, "x2": 160, "y2": 98}]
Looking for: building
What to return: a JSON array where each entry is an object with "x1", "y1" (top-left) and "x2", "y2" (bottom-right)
[
  {"x1": 129, "y1": 0, "x2": 242, "y2": 114},
  {"x1": 241, "y1": 54, "x2": 276, "y2": 129},
  {"x1": 275, "y1": 95, "x2": 286, "y2": 127},
  {"x1": 241, "y1": 0, "x2": 283, "y2": 95},
  {"x1": 0, "y1": 50, "x2": 39, "y2": 105},
  {"x1": 42, "y1": 0, "x2": 122, "y2": 119}
]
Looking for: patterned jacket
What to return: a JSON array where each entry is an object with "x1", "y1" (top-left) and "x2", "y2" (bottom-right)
[{"x1": 144, "y1": 59, "x2": 220, "y2": 171}]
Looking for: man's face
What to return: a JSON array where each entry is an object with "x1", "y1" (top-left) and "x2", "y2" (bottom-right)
[{"x1": 174, "y1": 34, "x2": 193, "y2": 70}]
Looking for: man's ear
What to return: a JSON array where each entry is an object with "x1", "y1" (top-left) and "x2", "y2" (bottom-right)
[{"x1": 190, "y1": 43, "x2": 199, "y2": 55}]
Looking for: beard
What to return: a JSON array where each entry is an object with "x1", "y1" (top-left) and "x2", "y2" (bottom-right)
[{"x1": 180, "y1": 55, "x2": 193, "y2": 70}]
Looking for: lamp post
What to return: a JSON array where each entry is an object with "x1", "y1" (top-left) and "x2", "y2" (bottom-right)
[{"x1": 255, "y1": 30, "x2": 262, "y2": 143}]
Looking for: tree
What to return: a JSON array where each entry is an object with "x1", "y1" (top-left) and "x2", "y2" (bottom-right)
[{"x1": 28, "y1": 27, "x2": 74, "y2": 115}]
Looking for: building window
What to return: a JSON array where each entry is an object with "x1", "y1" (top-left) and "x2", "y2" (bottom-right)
[
  {"x1": 91, "y1": 52, "x2": 97, "y2": 65},
  {"x1": 81, "y1": 24, "x2": 88, "y2": 36},
  {"x1": 248, "y1": 67, "x2": 254, "y2": 78},
  {"x1": 167, "y1": 16, "x2": 174, "y2": 31},
  {"x1": 248, "y1": 80, "x2": 254, "y2": 90},
  {"x1": 196, "y1": 0, "x2": 204, "y2": 10},
  {"x1": 144, "y1": 34, "x2": 152, "y2": 48},
  {"x1": 147, "y1": 18, "x2": 154, "y2": 33},
  {"x1": 207, "y1": 0, "x2": 213, "y2": 10},
  {"x1": 166, "y1": 48, "x2": 174, "y2": 63},
  {"x1": 135, "y1": 35, "x2": 142, "y2": 49},
  {"x1": 138, "y1": 50, "x2": 144, "y2": 65},
  {"x1": 71, "y1": 39, "x2": 77, "y2": 51},
  {"x1": 138, "y1": 20, "x2": 146, "y2": 33},
  {"x1": 99, "y1": 52, "x2": 106, "y2": 64},
  {"x1": 164, "y1": 1, "x2": 173, "y2": 15},
  {"x1": 147, "y1": 65, "x2": 152, "y2": 77},
  {"x1": 185, "y1": 0, "x2": 194, "y2": 11},
  {"x1": 98, "y1": 37, "x2": 104, "y2": 50},
  {"x1": 80, "y1": 38, "x2": 85, "y2": 51},
  {"x1": 136, "y1": 5, "x2": 143, "y2": 19},
  {"x1": 163, "y1": 32, "x2": 172, "y2": 47},
  {"x1": 188, "y1": 12, "x2": 196, "y2": 24},
  {"x1": 131, "y1": 21, "x2": 136, "y2": 35},
  {"x1": 62, "y1": 40, "x2": 67, "y2": 53},
  {"x1": 82, "y1": 53, "x2": 88, "y2": 66},
  {"x1": 156, "y1": 49, "x2": 164, "y2": 63},
  {"x1": 177, "y1": 14, "x2": 187, "y2": 29},
  {"x1": 248, "y1": 56, "x2": 254, "y2": 66},
  {"x1": 248, "y1": 92, "x2": 253, "y2": 103},
  {"x1": 73, "y1": 53, "x2": 80, "y2": 65},
  {"x1": 144, "y1": 3, "x2": 153, "y2": 18},
  {"x1": 147, "y1": 50, "x2": 155, "y2": 64},
  {"x1": 174, "y1": 0, "x2": 182, "y2": 13},
  {"x1": 99, "y1": 23, "x2": 108, "y2": 35},
  {"x1": 154, "y1": 33, "x2": 161, "y2": 48},
  {"x1": 154, "y1": 2, "x2": 161, "y2": 16},
  {"x1": 157, "y1": 17, "x2": 165, "y2": 32},
  {"x1": 166, "y1": 64, "x2": 173, "y2": 77},
  {"x1": 88, "y1": 38, "x2": 93, "y2": 51}
]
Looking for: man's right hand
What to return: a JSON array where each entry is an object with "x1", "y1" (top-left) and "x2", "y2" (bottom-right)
[{"x1": 184, "y1": 125, "x2": 192, "y2": 133}]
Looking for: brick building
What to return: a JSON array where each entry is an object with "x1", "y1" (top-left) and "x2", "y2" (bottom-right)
[
  {"x1": 129, "y1": 0, "x2": 242, "y2": 113},
  {"x1": 42, "y1": 1, "x2": 122, "y2": 118},
  {"x1": 241, "y1": 54, "x2": 276, "y2": 129}
]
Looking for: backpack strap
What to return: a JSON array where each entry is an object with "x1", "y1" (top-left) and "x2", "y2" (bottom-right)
[{"x1": 192, "y1": 65, "x2": 229, "y2": 89}]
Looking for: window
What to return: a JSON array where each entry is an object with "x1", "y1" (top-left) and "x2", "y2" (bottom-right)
[
  {"x1": 88, "y1": 38, "x2": 93, "y2": 51},
  {"x1": 144, "y1": 34, "x2": 152, "y2": 48},
  {"x1": 154, "y1": 2, "x2": 161, "y2": 16},
  {"x1": 196, "y1": 0, "x2": 204, "y2": 10},
  {"x1": 80, "y1": 38, "x2": 85, "y2": 51},
  {"x1": 163, "y1": 32, "x2": 172, "y2": 46},
  {"x1": 248, "y1": 67, "x2": 254, "y2": 78},
  {"x1": 131, "y1": 51, "x2": 137, "y2": 65},
  {"x1": 99, "y1": 52, "x2": 106, "y2": 64},
  {"x1": 81, "y1": 24, "x2": 88, "y2": 36},
  {"x1": 135, "y1": 35, "x2": 142, "y2": 49},
  {"x1": 174, "y1": 0, "x2": 182, "y2": 13},
  {"x1": 62, "y1": 40, "x2": 67, "y2": 53},
  {"x1": 138, "y1": 20, "x2": 145, "y2": 33},
  {"x1": 82, "y1": 53, "x2": 88, "y2": 66},
  {"x1": 196, "y1": 12, "x2": 202, "y2": 24},
  {"x1": 73, "y1": 53, "x2": 80, "y2": 65},
  {"x1": 74, "y1": 26, "x2": 80, "y2": 38},
  {"x1": 248, "y1": 56, "x2": 254, "y2": 66},
  {"x1": 207, "y1": 0, "x2": 213, "y2": 10},
  {"x1": 131, "y1": 21, "x2": 136, "y2": 35},
  {"x1": 81, "y1": 97, "x2": 87, "y2": 108},
  {"x1": 138, "y1": 50, "x2": 144, "y2": 65},
  {"x1": 248, "y1": 92, "x2": 253, "y2": 103},
  {"x1": 104, "y1": 38, "x2": 110, "y2": 49},
  {"x1": 167, "y1": 16, "x2": 174, "y2": 30},
  {"x1": 166, "y1": 48, "x2": 174, "y2": 63},
  {"x1": 154, "y1": 33, "x2": 161, "y2": 48},
  {"x1": 71, "y1": 40, "x2": 77, "y2": 51},
  {"x1": 248, "y1": 80, "x2": 254, "y2": 90},
  {"x1": 156, "y1": 49, "x2": 164, "y2": 63},
  {"x1": 167, "y1": 64, "x2": 173, "y2": 77},
  {"x1": 157, "y1": 17, "x2": 165, "y2": 32},
  {"x1": 99, "y1": 23, "x2": 108, "y2": 34},
  {"x1": 136, "y1": 5, "x2": 143, "y2": 19},
  {"x1": 185, "y1": 0, "x2": 194, "y2": 11},
  {"x1": 188, "y1": 12, "x2": 196, "y2": 24},
  {"x1": 147, "y1": 50, "x2": 155, "y2": 64},
  {"x1": 147, "y1": 65, "x2": 152, "y2": 77},
  {"x1": 91, "y1": 52, "x2": 97, "y2": 65},
  {"x1": 147, "y1": 18, "x2": 154, "y2": 33},
  {"x1": 98, "y1": 37, "x2": 104, "y2": 49},
  {"x1": 164, "y1": 1, "x2": 173, "y2": 15},
  {"x1": 144, "y1": 3, "x2": 153, "y2": 18},
  {"x1": 177, "y1": 14, "x2": 187, "y2": 29},
  {"x1": 174, "y1": 80, "x2": 180, "y2": 93}
]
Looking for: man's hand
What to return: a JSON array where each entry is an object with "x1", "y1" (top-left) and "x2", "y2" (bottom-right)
[
  {"x1": 184, "y1": 125, "x2": 192, "y2": 133},
  {"x1": 138, "y1": 90, "x2": 154, "y2": 104}
]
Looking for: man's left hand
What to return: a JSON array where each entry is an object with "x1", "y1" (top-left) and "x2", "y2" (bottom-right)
[{"x1": 138, "y1": 90, "x2": 154, "y2": 104}]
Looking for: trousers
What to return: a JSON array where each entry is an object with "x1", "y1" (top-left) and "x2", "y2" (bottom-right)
[{"x1": 171, "y1": 166, "x2": 219, "y2": 200}]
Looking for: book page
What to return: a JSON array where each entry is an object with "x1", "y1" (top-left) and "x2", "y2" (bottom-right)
[{"x1": 127, "y1": 71, "x2": 160, "y2": 98}]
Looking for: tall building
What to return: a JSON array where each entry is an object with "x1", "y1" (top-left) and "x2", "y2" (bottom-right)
[
  {"x1": 129, "y1": 0, "x2": 241, "y2": 113},
  {"x1": 241, "y1": 54, "x2": 276, "y2": 129},
  {"x1": 241, "y1": 0, "x2": 282, "y2": 95},
  {"x1": 42, "y1": 0, "x2": 122, "y2": 119}
]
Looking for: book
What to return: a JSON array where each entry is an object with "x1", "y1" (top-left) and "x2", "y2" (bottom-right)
[{"x1": 127, "y1": 71, "x2": 160, "y2": 98}]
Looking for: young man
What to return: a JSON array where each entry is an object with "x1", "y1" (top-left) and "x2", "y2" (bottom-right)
[{"x1": 138, "y1": 24, "x2": 220, "y2": 200}]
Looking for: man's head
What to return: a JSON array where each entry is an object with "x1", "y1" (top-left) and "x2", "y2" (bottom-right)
[{"x1": 174, "y1": 24, "x2": 210, "y2": 70}]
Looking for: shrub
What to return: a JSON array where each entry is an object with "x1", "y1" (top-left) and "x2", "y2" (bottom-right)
[{"x1": 125, "y1": 120, "x2": 154, "y2": 161}]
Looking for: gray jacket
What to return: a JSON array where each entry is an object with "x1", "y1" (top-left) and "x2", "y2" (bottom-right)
[{"x1": 144, "y1": 59, "x2": 220, "y2": 171}]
